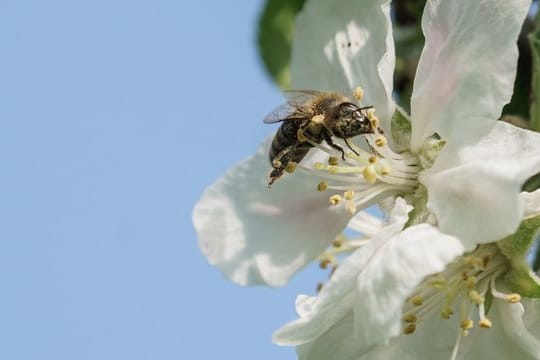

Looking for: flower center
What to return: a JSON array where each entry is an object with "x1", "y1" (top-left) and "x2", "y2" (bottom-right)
[
  {"x1": 401, "y1": 243, "x2": 521, "y2": 337},
  {"x1": 300, "y1": 125, "x2": 421, "y2": 214},
  {"x1": 292, "y1": 87, "x2": 428, "y2": 215}
]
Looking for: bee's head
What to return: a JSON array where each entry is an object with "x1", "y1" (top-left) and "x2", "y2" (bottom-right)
[{"x1": 334, "y1": 102, "x2": 374, "y2": 138}]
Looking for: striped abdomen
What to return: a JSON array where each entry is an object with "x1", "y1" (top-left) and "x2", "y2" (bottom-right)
[{"x1": 269, "y1": 120, "x2": 321, "y2": 169}]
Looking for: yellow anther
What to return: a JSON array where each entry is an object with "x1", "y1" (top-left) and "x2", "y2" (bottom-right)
[
  {"x1": 366, "y1": 108, "x2": 376, "y2": 119},
  {"x1": 311, "y1": 114, "x2": 325, "y2": 125},
  {"x1": 468, "y1": 290, "x2": 484, "y2": 305},
  {"x1": 285, "y1": 162, "x2": 297, "y2": 173},
  {"x1": 329, "y1": 194, "x2": 342, "y2": 206},
  {"x1": 353, "y1": 86, "x2": 364, "y2": 101},
  {"x1": 346, "y1": 204, "x2": 357, "y2": 215},
  {"x1": 403, "y1": 313, "x2": 417, "y2": 323},
  {"x1": 441, "y1": 306, "x2": 454, "y2": 319},
  {"x1": 328, "y1": 156, "x2": 339, "y2": 166},
  {"x1": 344, "y1": 190, "x2": 355, "y2": 200},
  {"x1": 362, "y1": 165, "x2": 377, "y2": 184},
  {"x1": 368, "y1": 155, "x2": 378, "y2": 164},
  {"x1": 464, "y1": 276, "x2": 477, "y2": 288},
  {"x1": 332, "y1": 235, "x2": 345, "y2": 248},
  {"x1": 317, "y1": 182, "x2": 328, "y2": 192},
  {"x1": 369, "y1": 115, "x2": 379, "y2": 129},
  {"x1": 506, "y1": 293, "x2": 522, "y2": 303},
  {"x1": 319, "y1": 255, "x2": 335, "y2": 269},
  {"x1": 479, "y1": 318, "x2": 492, "y2": 328},
  {"x1": 297, "y1": 128, "x2": 307, "y2": 142},
  {"x1": 403, "y1": 323, "x2": 416, "y2": 335},
  {"x1": 411, "y1": 295, "x2": 424, "y2": 307},
  {"x1": 374, "y1": 136, "x2": 387, "y2": 147},
  {"x1": 328, "y1": 166, "x2": 339, "y2": 174},
  {"x1": 314, "y1": 162, "x2": 325, "y2": 170},
  {"x1": 460, "y1": 319, "x2": 474, "y2": 331}
]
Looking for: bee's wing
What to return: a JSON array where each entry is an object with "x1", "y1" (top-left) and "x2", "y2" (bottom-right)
[
  {"x1": 263, "y1": 90, "x2": 320, "y2": 124},
  {"x1": 263, "y1": 103, "x2": 302, "y2": 123}
]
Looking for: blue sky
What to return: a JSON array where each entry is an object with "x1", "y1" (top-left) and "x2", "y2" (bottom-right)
[{"x1": 0, "y1": 1, "x2": 331, "y2": 359}]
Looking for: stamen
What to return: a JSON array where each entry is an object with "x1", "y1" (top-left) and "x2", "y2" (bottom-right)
[
  {"x1": 332, "y1": 235, "x2": 345, "y2": 248},
  {"x1": 374, "y1": 136, "x2": 387, "y2": 147},
  {"x1": 317, "y1": 181, "x2": 327, "y2": 192},
  {"x1": 328, "y1": 156, "x2": 339, "y2": 166},
  {"x1": 344, "y1": 190, "x2": 355, "y2": 200},
  {"x1": 468, "y1": 289, "x2": 484, "y2": 305},
  {"x1": 362, "y1": 165, "x2": 377, "y2": 183},
  {"x1": 411, "y1": 295, "x2": 424, "y2": 306},
  {"x1": 403, "y1": 323, "x2": 416, "y2": 335},
  {"x1": 490, "y1": 279, "x2": 522, "y2": 303},
  {"x1": 285, "y1": 162, "x2": 297, "y2": 173},
  {"x1": 460, "y1": 319, "x2": 473, "y2": 331},
  {"x1": 353, "y1": 86, "x2": 364, "y2": 101},
  {"x1": 441, "y1": 306, "x2": 454, "y2": 319},
  {"x1": 479, "y1": 318, "x2": 492, "y2": 328},
  {"x1": 329, "y1": 195, "x2": 342, "y2": 206},
  {"x1": 403, "y1": 313, "x2": 417, "y2": 323}
]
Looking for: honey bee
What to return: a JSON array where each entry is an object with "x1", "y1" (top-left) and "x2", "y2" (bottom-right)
[{"x1": 264, "y1": 90, "x2": 375, "y2": 187}]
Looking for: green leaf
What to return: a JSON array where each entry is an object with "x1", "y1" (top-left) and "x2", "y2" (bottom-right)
[
  {"x1": 522, "y1": 171, "x2": 540, "y2": 192},
  {"x1": 257, "y1": 0, "x2": 307, "y2": 88},
  {"x1": 498, "y1": 214, "x2": 540, "y2": 298}
]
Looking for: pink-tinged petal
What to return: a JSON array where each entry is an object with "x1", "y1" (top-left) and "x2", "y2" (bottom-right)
[
  {"x1": 291, "y1": 0, "x2": 395, "y2": 130},
  {"x1": 193, "y1": 139, "x2": 352, "y2": 287},
  {"x1": 410, "y1": 0, "x2": 531, "y2": 152},
  {"x1": 421, "y1": 121, "x2": 540, "y2": 250}
]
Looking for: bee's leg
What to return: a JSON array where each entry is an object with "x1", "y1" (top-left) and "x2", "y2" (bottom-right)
[
  {"x1": 343, "y1": 138, "x2": 360, "y2": 156},
  {"x1": 322, "y1": 131, "x2": 346, "y2": 160},
  {"x1": 296, "y1": 118, "x2": 312, "y2": 142},
  {"x1": 268, "y1": 146, "x2": 295, "y2": 187}
]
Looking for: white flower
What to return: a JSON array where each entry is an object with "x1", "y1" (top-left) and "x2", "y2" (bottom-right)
[
  {"x1": 274, "y1": 190, "x2": 540, "y2": 359},
  {"x1": 192, "y1": 0, "x2": 540, "y2": 287}
]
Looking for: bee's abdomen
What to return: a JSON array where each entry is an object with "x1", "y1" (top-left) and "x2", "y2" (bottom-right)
[
  {"x1": 270, "y1": 122, "x2": 299, "y2": 159},
  {"x1": 269, "y1": 121, "x2": 315, "y2": 167}
]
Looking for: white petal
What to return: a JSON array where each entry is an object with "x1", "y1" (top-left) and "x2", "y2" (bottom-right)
[
  {"x1": 421, "y1": 121, "x2": 540, "y2": 250},
  {"x1": 523, "y1": 189, "x2": 540, "y2": 218},
  {"x1": 358, "y1": 299, "x2": 540, "y2": 360},
  {"x1": 295, "y1": 310, "x2": 363, "y2": 360},
  {"x1": 193, "y1": 139, "x2": 352, "y2": 287},
  {"x1": 410, "y1": 0, "x2": 531, "y2": 152},
  {"x1": 273, "y1": 198, "x2": 410, "y2": 345},
  {"x1": 347, "y1": 210, "x2": 384, "y2": 237},
  {"x1": 523, "y1": 299, "x2": 540, "y2": 339},
  {"x1": 353, "y1": 224, "x2": 463, "y2": 345},
  {"x1": 455, "y1": 300, "x2": 540, "y2": 360},
  {"x1": 291, "y1": 0, "x2": 395, "y2": 130}
]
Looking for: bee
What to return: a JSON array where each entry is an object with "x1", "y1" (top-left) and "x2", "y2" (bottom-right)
[{"x1": 264, "y1": 90, "x2": 375, "y2": 187}]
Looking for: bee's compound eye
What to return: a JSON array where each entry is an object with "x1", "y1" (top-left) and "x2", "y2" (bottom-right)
[{"x1": 337, "y1": 102, "x2": 358, "y2": 118}]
